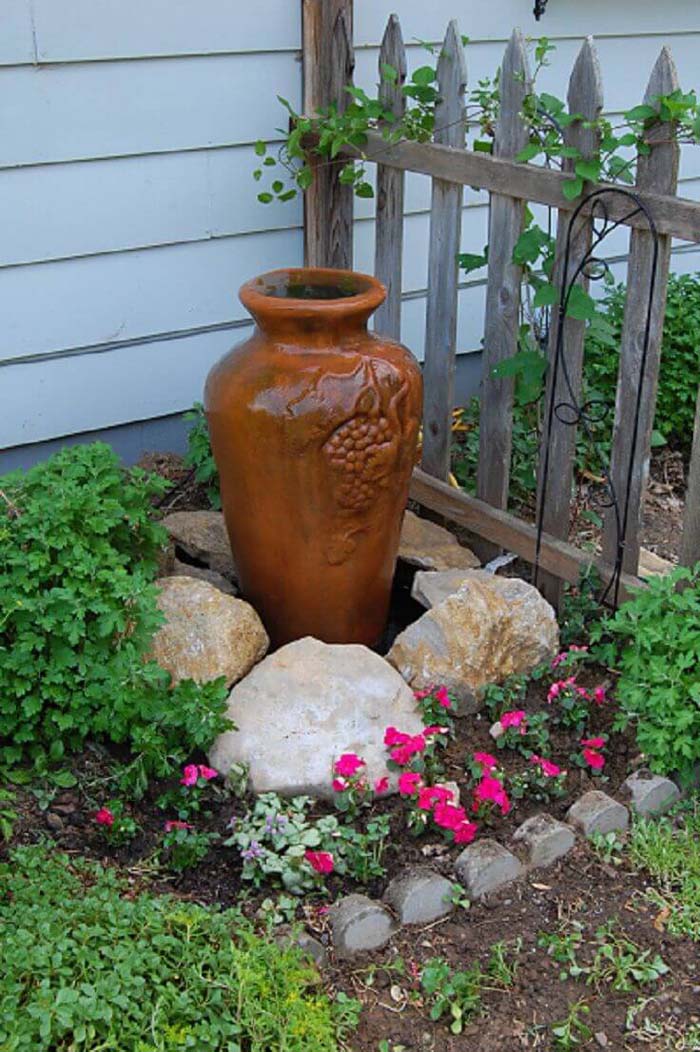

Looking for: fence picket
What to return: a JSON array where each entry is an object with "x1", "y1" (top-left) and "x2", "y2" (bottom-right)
[
  {"x1": 421, "y1": 20, "x2": 467, "y2": 479},
  {"x1": 680, "y1": 382, "x2": 700, "y2": 568},
  {"x1": 601, "y1": 48, "x2": 680, "y2": 576},
  {"x1": 537, "y1": 37, "x2": 603, "y2": 607},
  {"x1": 374, "y1": 15, "x2": 407, "y2": 340},
  {"x1": 476, "y1": 30, "x2": 531, "y2": 547},
  {"x1": 302, "y1": 0, "x2": 354, "y2": 269}
]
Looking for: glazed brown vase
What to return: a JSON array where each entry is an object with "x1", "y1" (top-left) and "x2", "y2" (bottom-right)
[{"x1": 204, "y1": 267, "x2": 423, "y2": 648}]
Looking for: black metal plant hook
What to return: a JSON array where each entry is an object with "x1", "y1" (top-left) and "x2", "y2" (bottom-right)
[
  {"x1": 533, "y1": 0, "x2": 549, "y2": 19},
  {"x1": 533, "y1": 185, "x2": 660, "y2": 608}
]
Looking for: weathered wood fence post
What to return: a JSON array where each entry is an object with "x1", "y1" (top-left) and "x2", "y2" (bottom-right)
[
  {"x1": 301, "y1": 0, "x2": 354, "y2": 269},
  {"x1": 421, "y1": 21, "x2": 467, "y2": 480}
]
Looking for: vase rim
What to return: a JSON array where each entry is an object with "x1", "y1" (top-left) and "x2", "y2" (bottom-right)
[{"x1": 239, "y1": 267, "x2": 386, "y2": 323}]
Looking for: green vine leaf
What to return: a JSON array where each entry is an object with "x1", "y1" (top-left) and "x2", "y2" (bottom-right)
[
  {"x1": 566, "y1": 285, "x2": 597, "y2": 321},
  {"x1": 533, "y1": 284, "x2": 559, "y2": 309},
  {"x1": 562, "y1": 176, "x2": 584, "y2": 201}
]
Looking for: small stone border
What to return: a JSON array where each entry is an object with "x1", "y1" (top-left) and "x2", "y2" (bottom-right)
[{"x1": 325, "y1": 772, "x2": 681, "y2": 958}]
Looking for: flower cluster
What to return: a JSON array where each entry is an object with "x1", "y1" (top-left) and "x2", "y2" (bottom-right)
[
  {"x1": 157, "y1": 763, "x2": 220, "y2": 821},
  {"x1": 398, "y1": 772, "x2": 477, "y2": 845},
  {"x1": 551, "y1": 644, "x2": 589, "y2": 670},
  {"x1": 332, "y1": 752, "x2": 375, "y2": 817},
  {"x1": 470, "y1": 753, "x2": 511, "y2": 820},
  {"x1": 494, "y1": 708, "x2": 552, "y2": 758},
  {"x1": 180, "y1": 764, "x2": 218, "y2": 787},
  {"x1": 580, "y1": 736, "x2": 606, "y2": 771},
  {"x1": 547, "y1": 674, "x2": 606, "y2": 732},
  {"x1": 413, "y1": 684, "x2": 456, "y2": 733}
]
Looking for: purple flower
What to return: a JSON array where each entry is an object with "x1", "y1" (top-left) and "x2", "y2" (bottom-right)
[{"x1": 241, "y1": 840, "x2": 265, "y2": 863}]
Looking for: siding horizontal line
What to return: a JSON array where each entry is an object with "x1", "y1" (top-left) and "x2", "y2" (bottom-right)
[
  {"x1": 0, "y1": 224, "x2": 304, "y2": 271},
  {"x1": 0, "y1": 47, "x2": 302, "y2": 70},
  {"x1": 0, "y1": 317, "x2": 253, "y2": 370},
  {"x1": 1, "y1": 29, "x2": 697, "y2": 70}
]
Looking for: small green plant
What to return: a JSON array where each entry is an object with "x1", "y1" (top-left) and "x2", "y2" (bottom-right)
[
  {"x1": 628, "y1": 798, "x2": 700, "y2": 941},
  {"x1": 160, "y1": 822, "x2": 219, "y2": 873},
  {"x1": 551, "y1": 1000, "x2": 592, "y2": 1050},
  {"x1": 495, "y1": 709, "x2": 551, "y2": 758},
  {"x1": 420, "y1": 942, "x2": 520, "y2": 1035},
  {"x1": 183, "y1": 402, "x2": 221, "y2": 509},
  {"x1": 538, "y1": 921, "x2": 585, "y2": 979},
  {"x1": 1, "y1": 844, "x2": 355, "y2": 1051},
  {"x1": 589, "y1": 830, "x2": 624, "y2": 865},
  {"x1": 593, "y1": 564, "x2": 700, "y2": 785},
  {"x1": 0, "y1": 443, "x2": 231, "y2": 786},
  {"x1": 94, "y1": 800, "x2": 140, "y2": 845},
  {"x1": 0, "y1": 786, "x2": 17, "y2": 842},
  {"x1": 509, "y1": 761, "x2": 567, "y2": 804},
  {"x1": 540, "y1": 919, "x2": 668, "y2": 991}
]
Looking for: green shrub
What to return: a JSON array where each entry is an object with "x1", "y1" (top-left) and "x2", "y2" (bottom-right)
[
  {"x1": 184, "y1": 402, "x2": 221, "y2": 508},
  {"x1": 592, "y1": 564, "x2": 700, "y2": 785},
  {"x1": 0, "y1": 844, "x2": 352, "y2": 1051},
  {"x1": 586, "y1": 273, "x2": 700, "y2": 452},
  {"x1": 0, "y1": 443, "x2": 229, "y2": 779}
]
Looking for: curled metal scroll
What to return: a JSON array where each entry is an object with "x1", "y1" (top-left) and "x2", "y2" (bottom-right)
[{"x1": 533, "y1": 186, "x2": 660, "y2": 608}]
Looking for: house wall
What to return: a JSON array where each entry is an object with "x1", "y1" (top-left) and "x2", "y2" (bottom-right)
[{"x1": 2, "y1": 0, "x2": 699, "y2": 466}]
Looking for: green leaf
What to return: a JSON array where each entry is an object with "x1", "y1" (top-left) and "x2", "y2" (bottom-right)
[
  {"x1": 565, "y1": 284, "x2": 597, "y2": 321},
  {"x1": 271, "y1": 181, "x2": 284, "y2": 194},
  {"x1": 473, "y1": 140, "x2": 493, "y2": 154},
  {"x1": 651, "y1": 429, "x2": 667, "y2": 448},
  {"x1": 515, "y1": 142, "x2": 541, "y2": 163},
  {"x1": 624, "y1": 104, "x2": 658, "y2": 122},
  {"x1": 254, "y1": 140, "x2": 267, "y2": 157},
  {"x1": 411, "y1": 66, "x2": 437, "y2": 87},
  {"x1": 562, "y1": 176, "x2": 584, "y2": 201},
  {"x1": 257, "y1": 192, "x2": 274, "y2": 204},
  {"x1": 574, "y1": 158, "x2": 601, "y2": 182},
  {"x1": 533, "y1": 284, "x2": 559, "y2": 308},
  {"x1": 356, "y1": 182, "x2": 374, "y2": 198},
  {"x1": 51, "y1": 770, "x2": 77, "y2": 788},
  {"x1": 458, "y1": 249, "x2": 488, "y2": 274},
  {"x1": 380, "y1": 63, "x2": 398, "y2": 84}
]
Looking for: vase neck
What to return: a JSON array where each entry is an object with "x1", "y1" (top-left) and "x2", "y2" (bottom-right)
[{"x1": 239, "y1": 267, "x2": 384, "y2": 346}]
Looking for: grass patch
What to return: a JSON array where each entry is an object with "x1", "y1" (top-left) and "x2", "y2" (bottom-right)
[
  {"x1": 628, "y1": 797, "x2": 700, "y2": 942},
  {"x1": 0, "y1": 844, "x2": 357, "y2": 1051}
]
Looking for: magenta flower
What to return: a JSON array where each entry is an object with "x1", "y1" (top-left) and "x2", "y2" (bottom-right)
[
  {"x1": 581, "y1": 736, "x2": 605, "y2": 749},
  {"x1": 334, "y1": 753, "x2": 365, "y2": 778},
  {"x1": 423, "y1": 724, "x2": 450, "y2": 737},
  {"x1": 198, "y1": 765, "x2": 218, "y2": 781},
  {"x1": 390, "y1": 734, "x2": 426, "y2": 766},
  {"x1": 95, "y1": 807, "x2": 114, "y2": 827},
  {"x1": 374, "y1": 776, "x2": 390, "y2": 795},
  {"x1": 433, "y1": 801, "x2": 468, "y2": 831},
  {"x1": 500, "y1": 710, "x2": 527, "y2": 731},
  {"x1": 434, "y1": 686, "x2": 452, "y2": 709},
  {"x1": 417, "y1": 784, "x2": 454, "y2": 811},
  {"x1": 413, "y1": 687, "x2": 434, "y2": 700},
  {"x1": 398, "y1": 771, "x2": 423, "y2": 796},
  {"x1": 305, "y1": 850, "x2": 334, "y2": 875},
  {"x1": 593, "y1": 686, "x2": 606, "y2": 705},
  {"x1": 583, "y1": 748, "x2": 605, "y2": 770},
  {"x1": 332, "y1": 777, "x2": 348, "y2": 792},
  {"x1": 529, "y1": 754, "x2": 563, "y2": 778},
  {"x1": 164, "y1": 820, "x2": 192, "y2": 832},
  {"x1": 473, "y1": 751, "x2": 498, "y2": 771},
  {"x1": 454, "y1": 820, "x2": 478, "y2": 844},
  {"x1": 473, "y1": 774, "x2": 511, "y2": 815},
  {"x1": 180, "y1": 764, "x2": 199, "y2": 787}
]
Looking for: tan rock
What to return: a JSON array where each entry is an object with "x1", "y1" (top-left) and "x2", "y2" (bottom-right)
[
  {"x1": 209, "y1": 637, "x2": 424, "y2": 797},
  {"x1": 638, "y1": 547, "x2": 675, "y2": 578},
  {"x1": 161, "y1": 510, "x2": 237, "y2": 579},
  {"x1": 388, "y1": 570, "x2": 558, "y2": 709},
  {"x1": 411, "y1": 568, "x2": 474, "y2": 609},
  {"x1": 399, "y1": 510, "x2": 479, "y2": 571},
  {"x1": 150, "y1": 576, "x2": 268, "y2": 687}
]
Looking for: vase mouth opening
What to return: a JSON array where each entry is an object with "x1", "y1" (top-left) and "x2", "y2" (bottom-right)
[{"x1": 239, "y1": 267, "x2": 386, "y2": 325}]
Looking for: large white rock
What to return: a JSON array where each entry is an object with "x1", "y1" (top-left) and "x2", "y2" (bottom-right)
[
  {"x1": 399, "y1": 510, "x2": 479, "y2": 571},
  {"x1": 209, "y1": 637, "x2": 424, "y2": 797},
  {"x1": 388, "y1": 570, "x2": 558, "y2": 709},
  {"x1": 150, "y1": 576, "x2": 268, "y2": 687}
]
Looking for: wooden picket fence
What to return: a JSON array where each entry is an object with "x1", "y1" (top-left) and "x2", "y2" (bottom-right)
[{"x1": 301, "y1": 0, "x2": 700, "y2": 606}]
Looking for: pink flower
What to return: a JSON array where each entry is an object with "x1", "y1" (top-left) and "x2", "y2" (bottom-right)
[
  {"x1": 433, "y1": 802, "x2": 469, "y2": 831},
  {"x1": 454, "y1": 820, "x2": 478, "y2": 844},
  {"x1": 95, "y1": 807, "x2": 114, "y2": 827},
  {"x1": 581, "y1": 737, "x2": 606, "y2": 749},
  {"x1": 164, "y1": 820, "x2": 192, "y2": 832},
  {"x1": 305, "y1": 850, "x2": 334, "y2": 875},
  {"x1": 547, "y1": 676, "x2": 576, "y2": 703},
  {"x1": 473, "y1": 774, "x2": 511, "y2": 815},
  {"x1": 197, "y1": 765, "x2": 218, "y2": 781},
  {"x1": 413, "y1": 687, "x2": 434, "y2": 700},
  {"x1": 417, "y1": 785, "x2": 454, "y2": 811},
  {"x1": 593, "y1": 686, "x2": 606, "y2": 705},
  {"x1": 374, "y1": 776, "x2": 390, "y2": 795},
  {"x1": 501, "y1": 710, "x2": 527, "y2": 731},
  {"x1": 473, "y1": 751, "x2": 498, "y2": 771},
  {"x1": 551, "y1": 651, "x2": 568, "y2": 669},
  {"x1": 434, "y1": 686, "x2": 452, "y2": 709},
  {"x1": 390, "y1": 735, "x2": 426, "y2": 766},
  {"x1": 583, "y1": 748, "x2": 605, "y2": 770},
  {"x1": 529, "y1": 755, "x2": 562, "y2": 778},
  {"x1": 423, "y1": 725, "x2": 450, "y2": 737},
  {"x1": 332, "y1": 777, "x2": 348, "y2": 792},
  {"x1": 334, "y1": 753, "x2": 365, "y2": 778},
  {"x1": 384, "y1": 726, "x2": 409, "y2": 747},
  {"x1": 180, "y1": 764, "x2": 199, "y2": 787},
  {"x1": 398, "y1": 771, "x2": 423, "y2": 796}
]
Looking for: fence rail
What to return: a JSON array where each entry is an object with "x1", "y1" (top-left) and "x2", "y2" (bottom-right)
[{"x1": 301, "y1": 4, "x2": 700, "y2": 605}]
